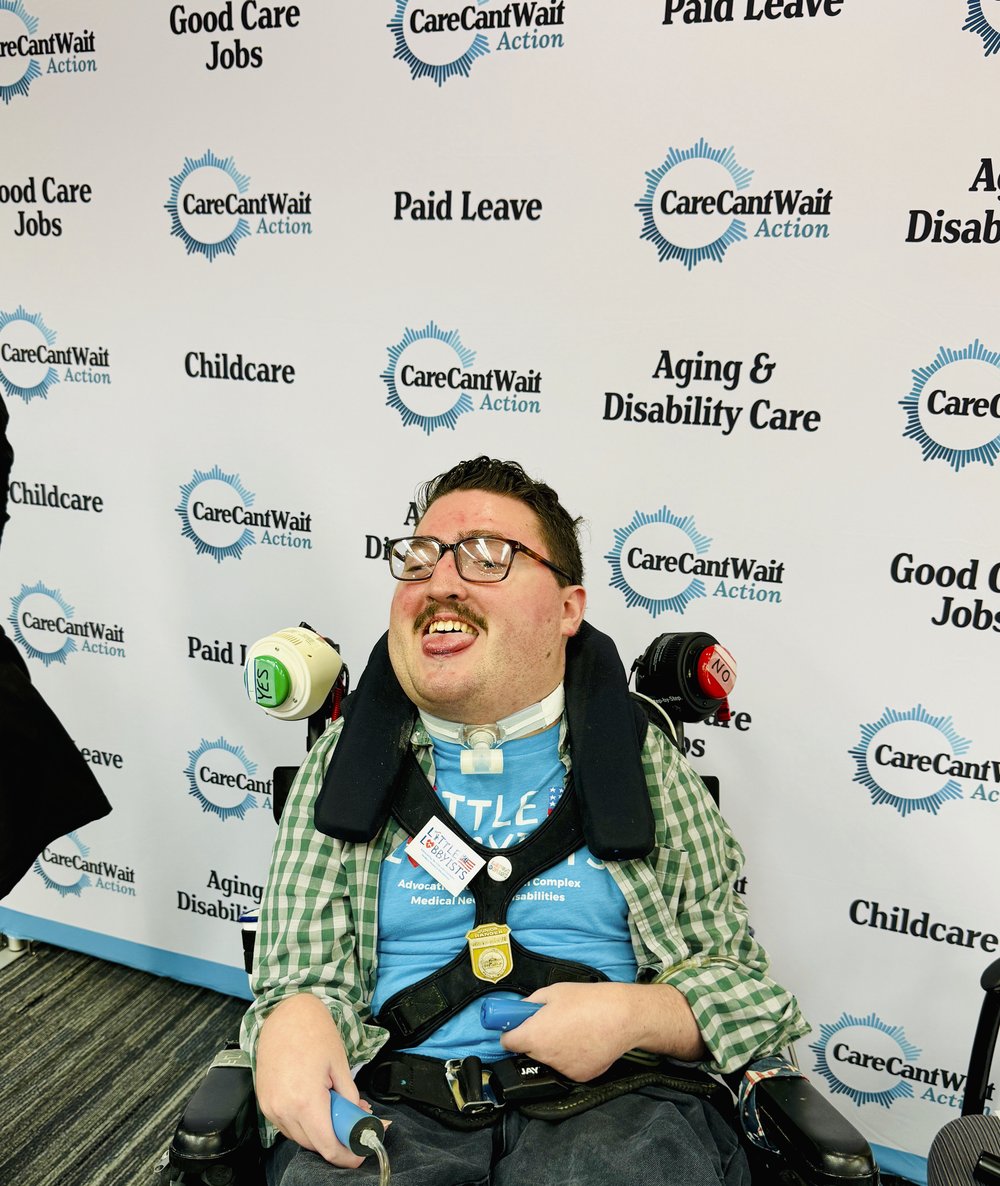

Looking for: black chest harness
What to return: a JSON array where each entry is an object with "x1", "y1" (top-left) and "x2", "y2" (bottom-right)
[
  {"x1": 314, "y1": 622, "x2": 655, "y2": 1044},
  {"x1": 373, "y1": 756, "x2": 605, "y2": 1048},
  {"x1": 312, "y1": 623, "x2": 723, "y2": 1124}
]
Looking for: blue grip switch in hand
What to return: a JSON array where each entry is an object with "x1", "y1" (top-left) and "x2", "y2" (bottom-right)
[
  {"x1": 480, "y1": 997, "x2": 543, "y2": 1032},
  {"x1": 330, "y1": 1091, "x2": 385, "y2": 1157}
]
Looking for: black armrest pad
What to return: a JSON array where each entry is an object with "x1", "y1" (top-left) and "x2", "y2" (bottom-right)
[
  {"x1": 965, "y1": 958, "x2": 1000, "y2": 1115},
  {"x1": 170, "y1": 1058, "x2": 258, "y2": 1171},
  {"x1": 755, "y1": 1076, "x2": 878, "y2": 1184},
  {"x1": 982, "y1": 958, "x2": 1000, "y2": 995}
]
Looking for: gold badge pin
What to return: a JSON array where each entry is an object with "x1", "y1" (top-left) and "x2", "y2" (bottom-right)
[{"x1": 466, "y1": 922, "x2": 513, "y2": 983}]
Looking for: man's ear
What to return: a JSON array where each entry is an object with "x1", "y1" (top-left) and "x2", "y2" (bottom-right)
[{"x1": 560, "y1": 584, "x2": 587, "y2": 637}]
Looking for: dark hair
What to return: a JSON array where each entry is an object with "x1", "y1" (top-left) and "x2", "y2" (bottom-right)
[{"x1": 417, "y1": 456, "x2": 584, "y2": 586}]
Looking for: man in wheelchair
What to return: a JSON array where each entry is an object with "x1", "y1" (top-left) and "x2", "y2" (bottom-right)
[{"x1": 237, "y1": 456, "x2": 826, "y2": 1184}]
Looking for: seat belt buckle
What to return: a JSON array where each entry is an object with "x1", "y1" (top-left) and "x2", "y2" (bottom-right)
[
  {"x1": 490, "y1": 1056, "x2": 573, "y2": 1104},
  {"x1": 444, "y1": 1057, "x2": 500, "y2": 1115}
]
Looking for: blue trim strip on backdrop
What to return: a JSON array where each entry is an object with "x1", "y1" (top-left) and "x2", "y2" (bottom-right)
[
  {"x1": 873, "y1": 1142, "x2": 927, "y2": 1185},
  {"x1": 0, "y1": 907, "x2": 252, "y2": 1000}
]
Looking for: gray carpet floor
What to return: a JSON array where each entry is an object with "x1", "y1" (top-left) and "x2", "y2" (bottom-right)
[{"x1": 0, "y1": 941, "x2": 249, "y2": 1186}]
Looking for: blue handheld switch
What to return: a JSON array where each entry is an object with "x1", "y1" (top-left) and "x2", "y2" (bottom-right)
[
  {"x1": 330, "y1": 1091, "x2": 385, "y2": 1157},
  {"x1": 480, "y1": 997, "x2": 543, "y2": 1032}
]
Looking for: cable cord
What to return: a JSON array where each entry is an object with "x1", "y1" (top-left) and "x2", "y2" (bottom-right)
[
  {"x1": 630, "y1": 690, "x2": 681, "y2": 747},
  {"x1": 360, "y1": 1128, "x2": 391, "y2": 1185}
]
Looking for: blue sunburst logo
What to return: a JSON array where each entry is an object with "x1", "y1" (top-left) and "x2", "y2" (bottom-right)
[
  {"x1": 0, "y1": 1, "x2": 41, "y2": 104},
  {"x1": 901, "y1": 339, "x2": 1000, "y2": 471},
  {"x1": 34, "y1": 831, "x2": 90, "y2": 897},
  {"x1": 811, "y1": 1013, "x2": 921, "y2": 1109},
  {"x1": 605, "y1": 508, "x2": 712, "y2": 618},
  {"x1": 176, "y1": 466, "x2": 256, "y2": 562},
  {"x1": 850, "y1": 705, "x2": 971, "y2": 818},
  {"x1": 0, "y1": 306, "x2": 59, "y2": 403},
  {"x1": 8, "y1": 581, "x2": 76, "y2": 665},
  {"x1": 388, "y1": 0, "x2": 490, "y2": 85},
  {"x1": 637, "y1": 139, "x2": 754, "y2": 269},
  {"x1": 184, "y1": 738, "x2": 260, "y2": 821},
  {"x1": 964, "y1": 1, "x2": 1000, "y2": 55},
  {"x1": 165, "y1": 151, "x2": 251, "y2": 261},
  {"x1": 382, "y1": 321, "x2": 476, "y2": 434}
]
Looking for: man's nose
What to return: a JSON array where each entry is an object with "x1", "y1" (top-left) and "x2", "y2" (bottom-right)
[{"x1": 424, "y1": 546, "x2": 467, "y2": 600}]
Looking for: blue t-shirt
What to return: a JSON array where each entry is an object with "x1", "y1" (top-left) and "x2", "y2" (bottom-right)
[{"x1": 370, "y1": 724, "x2": 638, "y2": 1060}]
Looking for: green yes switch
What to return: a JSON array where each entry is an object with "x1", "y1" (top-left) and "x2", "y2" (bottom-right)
[{"x1": 252, "y1": 655, "x2": 291, "y2": 707}]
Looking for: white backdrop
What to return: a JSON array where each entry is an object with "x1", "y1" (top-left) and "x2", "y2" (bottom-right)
[{"x1": 2, "y1": 4, "x2": 999, "y2": 1181}]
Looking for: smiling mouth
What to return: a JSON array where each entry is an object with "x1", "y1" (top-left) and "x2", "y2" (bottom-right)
[
  {"x1": 417, "y1": 610, "x2": 484, "y2": 656},
  {"x1": 426, "y1": 619, "x2": 477, "y2": 636},
  {"x1": 414, "y1": 603, "x2": 487, "y2": 636}
]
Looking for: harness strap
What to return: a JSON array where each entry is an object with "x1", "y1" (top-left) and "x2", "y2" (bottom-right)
[
  {"x1": 373, "y1": 753, "x2": 606, "y2": 1049},
  {"x1": 391, "y1": 751, "x2": 588, "y2": 922},
  {"x1": 378, "y1": 940, "x2": 605, "y2": 1049}
]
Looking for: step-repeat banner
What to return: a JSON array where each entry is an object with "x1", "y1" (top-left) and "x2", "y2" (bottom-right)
[{"x1": 1, "y1": 4, "x2": 998, "y2": 1180}]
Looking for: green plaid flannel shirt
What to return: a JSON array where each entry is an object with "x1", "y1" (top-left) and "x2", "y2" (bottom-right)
[{"x1": 240, "y1": 714, "x2": 808, "y2": 1147}]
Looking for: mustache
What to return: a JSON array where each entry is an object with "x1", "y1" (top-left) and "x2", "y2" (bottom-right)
[{"x1": 412, "y1": 602, "x2": 488, "y2": 635}]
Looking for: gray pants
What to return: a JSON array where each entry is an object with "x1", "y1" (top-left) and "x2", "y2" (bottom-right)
[{"x1": 267, "y1": 1087, "x2": 751, "y2": 1185}]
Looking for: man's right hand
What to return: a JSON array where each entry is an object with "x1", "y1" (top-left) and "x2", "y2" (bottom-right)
[{"x1": 255, "y1": 993, "x2": 369, "y2": 1168}]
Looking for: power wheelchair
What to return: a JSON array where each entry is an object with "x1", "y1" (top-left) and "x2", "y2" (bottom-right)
[{"x1": 159, "y1": 626, "x2": 880, "y2": 1186}]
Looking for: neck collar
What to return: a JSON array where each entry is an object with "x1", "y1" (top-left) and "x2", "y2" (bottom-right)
[{"x1": 420, "y1": 684, "x2": 565, "y2": 773}]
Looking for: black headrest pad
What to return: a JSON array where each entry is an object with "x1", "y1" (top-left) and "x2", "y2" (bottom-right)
[
  {"x1": 564, "y1": 621, "x2": 654, "y2": 860},
  {"x1": 314, "y1": 632, "x2": 413, "y2": 842}
]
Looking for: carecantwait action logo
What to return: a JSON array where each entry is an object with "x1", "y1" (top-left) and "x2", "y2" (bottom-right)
[
  {"x1": 176, "y1": 465, "x2": 313, "y2": 560},
  {"x1": 811, "y1": 1011, "x2": 984, "y2": 1114},
  {"x1": 34, "y1": 831, "x2": 135, "y2": 898},
  {"x1": 8, "y1": 581, "x2": 125, "y2": 664},
  {"x1": 381, "y1": 320, "x2": 542, "y2": 434},
  {"x1": 0, "y1": 306, "x2": 110, "y2": 400},
  {"x1": 0, "y1": 1, "x2": 95, "y2": 105},
  {"x1": 964, "y1": 1, "x2": 1000, "y2": 56},
  {"x1": 166, "y1": 150, "x2": 313, "y2": 260},
  {"x1": 848, "y1": 705, "x2": 1000, "y2": 817},
  {"x1": 184, "y1": 737, "x2": 272, "y2": 821},
  {"x1": 605, "y1": 506, "x2": 786, "y2": 618},
  {"x1": 901, "y1": 339, "x2": 1000, "y2": 471},
  {"x1": 636, "y1": 138, "x2": 831, "y2": 269},
  {"x1": 811, "y1": 1013, "x2": 921, "y2": 1110},
  {"x1": 388, "y1": 0, "x2": 566, "y2": 86}
]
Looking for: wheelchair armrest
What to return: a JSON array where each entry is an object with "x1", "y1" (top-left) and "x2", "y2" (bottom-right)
[
  {"x1": 754, "y1": 1075, "x2": 879, "y2": 1185},
  {"x1": 169, "y1": 1046, "x2": 261, "y2": 1176}
]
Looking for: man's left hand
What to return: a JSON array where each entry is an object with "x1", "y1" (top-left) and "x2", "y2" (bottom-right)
[{"x1": 498, "y1": 980, "x2": 707, "y2": 1082}]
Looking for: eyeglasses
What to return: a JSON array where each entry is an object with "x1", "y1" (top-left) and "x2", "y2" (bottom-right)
[{"x1": 386, "y1": 535, "x2": 573, "y2": 584}]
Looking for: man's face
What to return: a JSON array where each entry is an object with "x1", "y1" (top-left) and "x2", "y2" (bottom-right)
[{"x1": 387, "y1": 489, "x2": 586, "y2": 724}]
